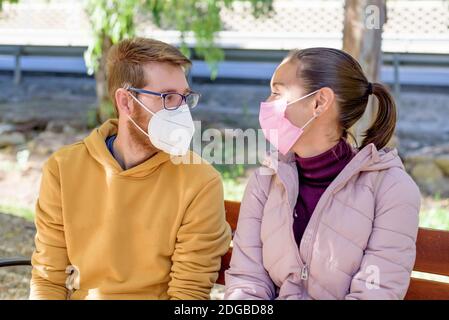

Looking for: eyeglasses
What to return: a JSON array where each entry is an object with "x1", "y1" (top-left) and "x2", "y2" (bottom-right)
[{"x1": 127, "y1": 86, "x2": 201, "y2": 110}]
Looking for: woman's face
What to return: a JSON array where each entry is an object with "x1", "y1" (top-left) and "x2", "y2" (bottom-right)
[{"x1": 267, "y1": 60, "x2": 318, "y2": 130}]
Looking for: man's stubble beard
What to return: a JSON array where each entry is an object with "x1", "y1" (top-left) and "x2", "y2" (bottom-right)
[{"x1": 127, "y1": 100, "x2": 158, "y2": 154}]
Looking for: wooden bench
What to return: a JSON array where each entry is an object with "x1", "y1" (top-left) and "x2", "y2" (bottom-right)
[
  {"x1": 218, "y1": 200, "x2": 449, "y2": 300},
  {"x1": 2, "y1": 200, "x2": 449, "y2": 300}
]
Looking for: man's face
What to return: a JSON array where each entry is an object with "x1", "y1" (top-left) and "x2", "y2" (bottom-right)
[{"x1": 128, "y1": 62, "x2": 190, "y2": 150}]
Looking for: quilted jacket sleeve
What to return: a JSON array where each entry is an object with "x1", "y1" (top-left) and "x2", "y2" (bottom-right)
[
  {"x1": 346, "y1": 170, "x2": 421, "y2": 300},
  {"x1": 224, "y1": 169, "x2": 276, "y2": 300}
]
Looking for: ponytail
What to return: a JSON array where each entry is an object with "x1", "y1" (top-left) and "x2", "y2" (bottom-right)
[
  {"x1": 285, "y1": 48, "x2": 397, "y2": 151},
  {"x1": 360, "y1": 82, "x2": 397, "y2": 150}
]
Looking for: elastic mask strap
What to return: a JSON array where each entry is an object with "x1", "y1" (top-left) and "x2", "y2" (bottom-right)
[
  {"x1": 286, "y1": 89, "x2": 320, "y2": 106},
  {"x1": 300, "y1": 115, "x2": 317, "y2": 130},
  {"x1": 127, "y1": 115, "x2": 150, "y2": 138},
  {"x1": 129, "y1": 93, "x2": 156, "y2": 116},
  {"x1": 287, "y1": 89, "x2": 321, "y2": 130}
]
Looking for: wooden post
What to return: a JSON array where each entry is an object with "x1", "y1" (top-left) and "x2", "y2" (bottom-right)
[
  {"x1": 13, "y1": 48, "x2": 21, "y2": 85},
  {"x1": 343, "y1": 0, "x2": 390, "y2": 147},
  {"x1": 95, "y1": 35, "x2": 114, "y2": 123},
  {"x1": 393, "y1": 53, "x2": 401, "y2": 103}
]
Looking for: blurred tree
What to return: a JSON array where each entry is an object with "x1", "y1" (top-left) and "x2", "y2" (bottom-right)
[
  {"x1": 84, "y1": 0, "x2": 274, "y2": 123},
  {"x1": 342, "y1": 0, "x2": 393, "y2": 147},
  {"x1": 0, "y1": 0, "x2": 18, "y2": 10}
]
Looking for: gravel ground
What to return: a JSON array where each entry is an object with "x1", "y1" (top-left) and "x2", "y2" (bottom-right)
[{"x1": 0, "y1": 213, "x2": 35, "y2": 300}]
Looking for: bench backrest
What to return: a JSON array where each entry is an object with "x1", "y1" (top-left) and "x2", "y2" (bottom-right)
[{"x1": 218, "y1": 200, "x2": 449, "y2": 300}]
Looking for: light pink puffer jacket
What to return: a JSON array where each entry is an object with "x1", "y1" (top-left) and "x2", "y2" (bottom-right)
[{"x1": 225, "y1": 143, "x2": 421, "y2": 300}]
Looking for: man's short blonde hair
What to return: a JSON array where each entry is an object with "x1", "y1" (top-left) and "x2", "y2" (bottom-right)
[{"x1": 106, "y1": 37, "x2": 192, "y2": 114}]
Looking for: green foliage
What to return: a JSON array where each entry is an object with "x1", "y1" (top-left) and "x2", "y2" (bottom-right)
[
  {"x1": 84, "y1": 0, "x2": 273, "y2": 78},
  {"x1": 146, "y1": 0, "x2": 227, "y2": 79},
  {"x1": 0, "y1": 0, "x2": 19, "y2": 11},
  {"x1": 0, "y1": 202, "x2": 34, "y2": 221},
  {"x1": 214, "y1": 163, "x2": 247, "y2": 201},
  {"x1": 86, "y1": 109, "x2": 97, "y2": 129},
  {"x1": 247, "y1": 0, "x2": 273, "y2": 18},
  {"x1": 419, "y1": 197, "x2": 449, "y2": 231},
  {"x1": 84, "y1": 0, "x2": 137, "y2": 75},
  {"x1": 146, "y1": 0, "x2": 274, "y2": 79},
  {"x1": 98, "y1": 100, "x2": 116, "y2": 121},
  {"x1": 222, "y1": 176, "x2": 247, "y2": 201},
  {"x1": 215, "y1": 163, "x2": 245, "y2": 180}
]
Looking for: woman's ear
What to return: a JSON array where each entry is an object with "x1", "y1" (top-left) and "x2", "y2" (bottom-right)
[
  {"x1": 314, "y1": 87, "x2": 335, "y2": 117},
  {"x1": 115, "y1": 88, "x2": 133, "y2": 117}
]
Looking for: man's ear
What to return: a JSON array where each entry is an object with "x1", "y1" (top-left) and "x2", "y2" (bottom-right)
[
  {"x1": 115, "y1": 88, "x2": 134, "y2": 117},
  {"x1": 314, "y1": 87, "x2": 335, "y2": 117}
]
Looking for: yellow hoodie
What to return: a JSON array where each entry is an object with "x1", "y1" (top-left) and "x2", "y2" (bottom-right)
[{"x1": 30, "y1": 119, "x2": 231, "y2": 300}]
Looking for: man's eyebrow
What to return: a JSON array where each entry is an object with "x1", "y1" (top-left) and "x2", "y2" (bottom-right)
[
  {"x1": 159, "y1": 88, "x2": 191, "y2": 94},
  {"x1": 271, "y1": 82, "x2": 286, "y2": 88}
]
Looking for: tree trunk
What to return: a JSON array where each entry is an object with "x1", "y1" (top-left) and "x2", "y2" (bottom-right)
[
  {"x1": 95, "y1": 35, "x2": 114, "y2": 123},
  {"x1": 342, "y1": 0, "x2": 394, "y2": 147}
]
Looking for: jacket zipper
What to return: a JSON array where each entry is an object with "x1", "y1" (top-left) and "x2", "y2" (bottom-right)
[
  {"x1": 301, "y1": 183, "x2": 345, "y2": 291},
  {"x1": 278, "y1": 165, "x2": 348, "y2": 288},
  {"x1": 301, "y1": 264, "x2": 308, "y2": 280},
  {"x1": 272, "y1": 147, "x2": 370, "y2": 294},
  {"x1": 281, "y1": 175, "x2": 310, "y2": 282},
  {"x1": 301, "y1": 167, "x2": 360, "y2": 291}
]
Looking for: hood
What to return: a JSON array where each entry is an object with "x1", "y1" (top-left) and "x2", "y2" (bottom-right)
[
  {"x1": 352, "y1": 143, "x2": 404, "y2": 172},
  {"x1": 83, "y1": 119, "x2": 171, "y2": 178}
]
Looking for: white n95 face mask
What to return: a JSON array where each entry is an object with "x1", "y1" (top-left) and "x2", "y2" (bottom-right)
[{"x1": 127, "y1": 94, "x2": 195, "y2": 156}]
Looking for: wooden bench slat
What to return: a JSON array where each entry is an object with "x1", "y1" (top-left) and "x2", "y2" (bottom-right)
[
  {"x1": 405, "y1": 277, "x2": 449, "y2": 300},
  {"x1": 216, "y1": 249, "x2": 232, "y2": 286},
  {"x1": 413, "y1": 227, "x2": 449, "y2": 277},
  {"x1": 216, "y1": 201, "x2": 240, "y2": 287},
  {"x1": 224, "y1": 200, "x2": 240, "y2": 232}
]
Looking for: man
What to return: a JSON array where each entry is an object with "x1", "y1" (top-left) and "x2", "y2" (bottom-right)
[{"x1": 30, "y1": 37, "x2": 231, "y2": 300}]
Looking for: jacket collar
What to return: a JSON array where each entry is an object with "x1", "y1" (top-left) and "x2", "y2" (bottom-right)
[{"x1": 260, "y1": 143, "x2": 402, "y2": 210}]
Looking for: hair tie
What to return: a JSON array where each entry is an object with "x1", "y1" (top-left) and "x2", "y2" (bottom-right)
[{"x1": 367, "y1": 82, "x2": 373, "y2": 96}]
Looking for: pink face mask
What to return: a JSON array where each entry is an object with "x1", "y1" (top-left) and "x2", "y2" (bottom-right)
[{"x1": 259, "y1": 90, "x2": 320, "y2": 155}]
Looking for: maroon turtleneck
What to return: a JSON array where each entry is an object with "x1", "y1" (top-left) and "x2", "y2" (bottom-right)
[{"x1": 293, "y1": 138, "x2": 355, "y2": 247}]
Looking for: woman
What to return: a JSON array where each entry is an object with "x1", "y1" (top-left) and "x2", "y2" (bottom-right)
[{"x1": 224, "y1": 48, "x2": 420, "y2": 300}]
